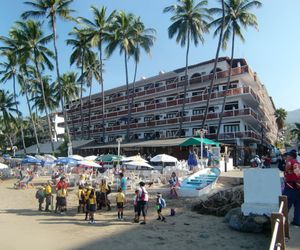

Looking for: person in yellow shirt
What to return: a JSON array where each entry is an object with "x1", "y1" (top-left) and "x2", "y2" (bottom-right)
[
  {"x1": 84, "y1": 186, "x2": 92, "y2": 221},
  {"x1": 44, "y1": 181, "x2": 52, "y2": 212},
  {"x1": 99, "y1": 179, "x2": 111, "y2": 211},
  {"x1": 77, "y1": 185, "x2": 85, "y2": 213},
  {"x1": 88, "y1": 189, "x2": 96, "y2": 224},
  {"x1": 116, "y1": 187, "x2": 126, "y2": 220}
]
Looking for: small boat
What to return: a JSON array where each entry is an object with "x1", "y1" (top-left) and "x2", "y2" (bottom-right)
[{"x1": 178, "y1": 167, "x2": 221, "y2": 197}]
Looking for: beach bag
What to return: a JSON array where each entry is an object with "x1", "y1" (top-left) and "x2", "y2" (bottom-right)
[{"x1": 160, "y1": 198, "x2": 166, "y2": 208}]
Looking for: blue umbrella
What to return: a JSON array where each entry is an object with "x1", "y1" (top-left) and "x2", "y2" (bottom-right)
[
  {"x1": 54, "y1": 157, "x2": 78, "y2": 165},
  {"x1": 21, "y1": 157, "x2": 42, "y2": 165}
]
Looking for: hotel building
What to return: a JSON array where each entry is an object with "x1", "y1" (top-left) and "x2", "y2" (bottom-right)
[{"x1": 62, "y1": 57, "x2": 277, "y2": 164}]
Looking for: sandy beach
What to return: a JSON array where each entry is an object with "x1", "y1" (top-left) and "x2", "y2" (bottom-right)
[{"x1": 0, "y1": 176, "x2": 271, "y2": 250}]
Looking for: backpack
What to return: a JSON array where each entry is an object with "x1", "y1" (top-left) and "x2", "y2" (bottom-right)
[{"x1": 160, "y1": 198, "x2": 166, "y2": 208}]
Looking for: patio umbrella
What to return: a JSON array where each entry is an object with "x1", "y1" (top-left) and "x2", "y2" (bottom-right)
[
  {"x1": 21, "y1": 157, "x2": 42, "y2": 165},
  {"x1": 78, "y1": 160, "x2": 101, "y2": 168},
  {"x1": 150, "y1": 154, "x2": 178, "y2": 163},
  {"x1": 69, "y1": 154, "x2": 84, "y2": 161},
  {"x1": 96, "y1": 154, "x2": 121, "y2": 163},
  {"x1": 54, "y1": 157, "x2": 78, "y2": 165},
  {"x1": 84, "y1": 155, "x2": 98, "y2": 161},
  {"x1": 44, "y1": 154, "x2": 57, "y2": 161},
  {"x1": 123, "y1": 155, "x2": 148, "y2": 163},
  {"x1": 179, "y1": 137, "x2": 220, "y2": 147},
  {"x1": 123, "y1": 161, "x2": 154, "y2": 169}
]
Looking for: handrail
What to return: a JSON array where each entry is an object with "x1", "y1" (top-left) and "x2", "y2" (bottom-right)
[{"x1": 269, "y1": 196, "x2": 289, "y2": 250}]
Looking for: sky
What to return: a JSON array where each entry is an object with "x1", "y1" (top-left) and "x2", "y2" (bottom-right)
[{"x1": 0, "y1": 0, "x2": 299, "y2": 115}]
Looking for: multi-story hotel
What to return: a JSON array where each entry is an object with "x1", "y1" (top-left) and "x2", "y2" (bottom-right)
[{"x1": 62, "y1": 57, "x2": 277, "y2": 164}]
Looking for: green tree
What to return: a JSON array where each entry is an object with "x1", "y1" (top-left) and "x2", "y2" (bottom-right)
[
  {"x1": 106, "y1": 11, "x2": 136, "y2": 142},
  {"x1": 275, "y1": 108, "x2": 287, "y2": 131},
  {"x1": 164, "y1": 0, "x2": 211, "y2": 136},
  {"x1": 291, "y1": 123, "x2": 300, "y2": 150},
  {"x1": 78, "y1": 6, "x2": 116, "y2": 142},
  {"x1": 127, "y1": 16, "x2": 156, "y2": 140},
  {"x1": 22, "y1": 0, "x2": 75, "y2": 150},
  {"x1": 210, "y1": 0, "x2": 262, "y2": 140},
  {"x1": 10, "y1": 20, "x2": 56, "y2": 153},
  {"x1": 0, "y1": 50, "x2": 27, "y2": 153},
  {"x1": 66, "y1": 27, "x2": 94, "y2": 139}
]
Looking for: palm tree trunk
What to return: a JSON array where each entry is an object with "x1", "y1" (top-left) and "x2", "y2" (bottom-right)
[
  {"x1": 33, "y1": 54, "x2": 55, "y2": 154},
  {"x1": 178, "y1": 30, "x2": 190, "y2": 137},
  {"x1": 13, "y1": 74, "x2": 27, "y2": 154},
  {"x1": 125, "y1": 51, "x2": 130, "y2": 142},
  {"x1": 99, "y1": 43, "x2": 106, "y2": 144},
  {"x1": 216, "y1": 29, "x2": 236, "y2": 141},
  {"x1": 80, "y1": 50, "x2": 85, "y2": 140},
  {"x1": 88, "y1": 81, "x2": 92, "y2": 140},
  {"x1": 201, "y1": 0, "x2": 225, "y2": 129},
  {"x1": 70, "y1": 102, "x2": 76, "y2": 141},
  {"x1": 51, "y1": 15, "x2": 73, "y2": 154},
  {"x1": 24, "y1": 81, "x2": 40, "y2": 153}
]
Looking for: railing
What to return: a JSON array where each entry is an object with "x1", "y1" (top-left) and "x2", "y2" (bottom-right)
[{"x1": 269, "y1": 196, "x2": 289, "y2": 250}]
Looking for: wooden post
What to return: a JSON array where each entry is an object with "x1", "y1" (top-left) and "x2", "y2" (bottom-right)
[
  {"x1": 279, "y1": 195, "x2": 290, "y2": 239},
  {"x1": 271, "y1": 213, "x2": 286, "y2": 250}
]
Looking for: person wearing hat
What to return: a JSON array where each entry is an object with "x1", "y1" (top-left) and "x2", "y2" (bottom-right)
[
  {"x1": 44, "y1": 181, "x2": 53, "y2": 212},
  {"x1": 282, "y1": 150, "x2": 300, "y2": 226},
  {"x1": 136, "y1": 181, "x2": 149, "y2": 224}
]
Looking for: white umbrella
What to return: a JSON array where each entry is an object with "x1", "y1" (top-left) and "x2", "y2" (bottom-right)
[
  {"x1": 78, "y1": 160, "x2": 101, "y2": 168},
  {"x1": 123, "y1": 155, "x2": 148, "y2": 163},
  {"x1": 44, "y1": 154, "x2": 57, "y2": 161},
  {"x1": 84, "y1": 155, "x2": 98, "y2": 161},
  {"x1": 0, "y1": 163, "x2": 8, "y2": 169},
  {"x1": 69, "y1": 154, "x2": 84, "y2": 161},
  {"x1": 123, "y1": 161, "x2": 154, "y2": 169},
  {"x1": 150, "y1": 154, "x2": 178, "y2": 163},
  {"x1": 35, "y1": 155, "x2": 45, "y2": 161}
]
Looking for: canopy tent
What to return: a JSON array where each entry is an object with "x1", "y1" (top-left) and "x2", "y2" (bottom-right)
[
  {"x1": 150, "y1": 154, "x2": 178, "y2": 163},
  {"x1": 78, "y1": 160, "x2": 101, "y2": 168},
  {"x1": 179, "y1": 137, "x2": 220, "y2": 147},
  {"x1": 96, "y1": 154, "x2": 121, "y2": 163}
]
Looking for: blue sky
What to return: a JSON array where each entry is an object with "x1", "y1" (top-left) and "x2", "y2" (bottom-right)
[{"x1": 0, "y1": 0, "x2": 299, "y2": 115}]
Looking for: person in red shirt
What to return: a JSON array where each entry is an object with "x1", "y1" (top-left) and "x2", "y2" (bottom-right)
[
  {"x1": 55, "y1": 177, "x2": 68, "y2": 214},
  {"x1": 283, "y1": 151, "x2": 300, "y2": 226}
]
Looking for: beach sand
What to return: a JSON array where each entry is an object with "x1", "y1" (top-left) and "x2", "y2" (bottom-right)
[{"x1": 0, "y1": 176, "x2": 270, "y2": 250}]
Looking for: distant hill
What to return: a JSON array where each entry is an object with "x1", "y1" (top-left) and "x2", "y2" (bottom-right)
[{"x1": 286, "y1": 109, "x2": 300, "y2": 124}]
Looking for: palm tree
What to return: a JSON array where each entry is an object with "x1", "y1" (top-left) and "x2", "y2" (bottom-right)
[
  {"x1": 66, "y1": 27, "x2": 94, "y2": 139},
  {"x1": 127, "y1": 16, "x2": 156, "y2": 140},
  {"x1": 201, "y1": 0, "x2": 225, "y2": 129},
  {"x1": 10, "y1": 20, "x2": 56, "y2": 153},
  {"x1": 58, "y1": 72, "x2": 80, "y2": 140},
  {"x1": 0, "y1": 50, "x2": 27, "y2": 153},
  {"x1": 22, "y1": 0, "x2": 75, "y2": 149},
  {"x1": 210, "y1": 0, "x2": 262, "y2": 140},
  {"x1": 78, "y1": 6, "x2": 116, "y2": 143},
  {"x1": 164, "y1": 0, "x2": 211, "y2": 137},
  {"x1": 275, "y1": 108, "x2": 287, "y2": 132},
  {"x1": 106, "y1": 11, "x2": 137, "y2": 142},
  {"x1": 80, "y1": 53, "x2": 101, "y2": 139}
]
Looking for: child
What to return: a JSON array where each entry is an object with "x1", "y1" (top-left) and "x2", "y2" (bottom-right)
[
  {"x1": 77, "y1": 185, "x2": 85, "y2": 213},
  {"x1": 88, "y1": 189, "x2": 96, "y2": 224},
  {"x1": 84, "y1": 186, "x2": 92, "y2": 220},
  {"x1": 156, "y1": 193, "x2": 166, "y2": 222},
  {"x1": 116, "y1": 187, "x2": 126, "y2": 220},
  {"x1": 35, "y1": 187, "x2": 45, "y2": 211}
]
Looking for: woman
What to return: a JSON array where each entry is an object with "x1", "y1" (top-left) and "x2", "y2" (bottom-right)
[
  {"x1": 169, "y1": 172, "x2": 179, "y2": 198},
  {"x1": 136, "y1": 181, "x2": 149, "y2": 224}
]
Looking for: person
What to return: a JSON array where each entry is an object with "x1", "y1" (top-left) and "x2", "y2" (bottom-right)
[
  {"x1": 56, "y1": 177, "x2": 68, "y2": 214},
  {"x1": 169, "y1": 172, "x2": 179, "y2": 198},
  {"x1": 35, "y1": 187, "x2": 45, "y2": 211},
  {"x1": 119, "y1": 173, "x2": 127, "y2": 194},
  {"x1": 156, "y1": 193, "x2": 166, "y2": 222},
  {"x1": 250, "y1": 155, "x2": 261, "y2": 168},
  {"x1": 88, "y1": 188, "x2": 96, "y2": 224},
  {"x1": 99, "y1": 179, "x2": 111, "y2": 211},
  {"x1": 188, "y1": 149, "x2": 197, "y2": 171},
  {"x1": 77, "y1": 185, "x2": 85, "y2": 213},
  {"x1": 136, "y1": 181, "x2": 149, "y2": 225},
  {"x1": 133, "y1": 189, "x2": 139, "y2": 222},
  {"x1": 44, "y1": 181, "x2": 53, "y2": 212},
  {"x1": 84, "y1": 185, "x2": 92, "y2": 220},
  {"x1": 281, "y1": 151, "x2": 300, "y2": 226},
  {"x1": 262, "y1": 155, "x2": 271, "y2": 168},
  {"x1": 116, "y1": 187, "x2": 126, "y2": 220}
]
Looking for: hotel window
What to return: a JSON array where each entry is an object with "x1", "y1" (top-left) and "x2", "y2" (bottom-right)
[
  {"x1": 166, "y1": 77, "x2": 177, "y2": 84},
  {"x1": 144, "y1": 83, "x2": 154, "y2": 90},
  {"x1": 225, "y1": 101, "x2": 239, "y2": 110},
  {"x1": 155, "y1": 82, "x2": 163, "y2": 88},
  {"x1": 224, "y1": 124, "x2": 240, "y2": 133},
  {"x1": 180, "y1": 75, "x2": 187, "y2": 81},
  {"x1": 193, "y1": 108, "x2": 204, "y2": 115},
  {"x1": 166, "y1": 130, "x2": 177, "y2": 137},
  {"x1": 166, "y1": 112, "x2": 177, "y2": 119},
  {"x1": 166, "y1": 96, "x2": 176, "y2": 101},
  {"x1": 144, "y1": 116, "x2": 153, "y2": 122}
]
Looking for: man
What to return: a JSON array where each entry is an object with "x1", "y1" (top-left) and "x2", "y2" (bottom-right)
[
  {"x1": 119, "y1": 173, "x2": 127, "y2": 195},
  {"x1": 282, "y1": 151, "x2": 300, "y2": 226}
]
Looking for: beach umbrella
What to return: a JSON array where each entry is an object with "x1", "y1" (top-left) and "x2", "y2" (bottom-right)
[
  {"x1": 150, "y1": 154, "x2": 178, "y2": 163},
  {"x1": 54, "y1": 157, "x2": 78, "y2": 165},
  {"x1": 84, "y1": 155, "x2": 98, "y2": 161},
  {"x1": 96, "y1": 154, "x2": 121, "y2": 163},
  {"x1": 21, "y1": 157, "x2": 42, "y2": 165},
  {"x1": 69, "y1": 154, "x2": 84, "y2": 161},
  {"x1": 123, "y1": 155, "x2": 148, "y2": 163},
  {"x1": 44, "y1": 154, "x2": 57, "y2": 161},
  {"x1": 179, "y1": 137, "x2": 220, "y2": 147},
  {"x1": 35, "y1": 155, "x2": 46, "y2": 161},
  {"x1": 78, "y1": 160, "x2": 101, "y2": 168},
  {"x1": 123, "y1": 161, "x2": 154, "y2": 169},
  {"x1": 0, "y1": 163, "x2": 8, "y2": 169}
]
